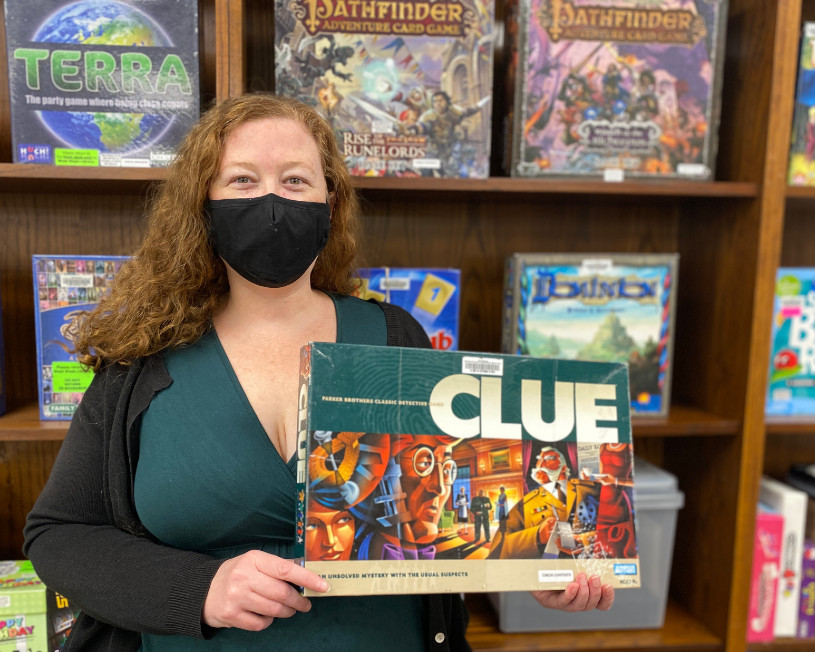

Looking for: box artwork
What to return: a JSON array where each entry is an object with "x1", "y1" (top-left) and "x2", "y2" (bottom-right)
[
  {"x1": 4, "y1": 0, "x2": 199, "y2": 167},
  {"x1": 789, "y1": 23, "x2": 815, "y2": 186},
  {"x1": 0, "y1": 560, "x2": 47, "y2": 652},
  {"x1": 296, "y1": 342, "x2": 640, "y2": 595},
  {"x1": 32, "y1": 254, "x2": 129, "y2": 420},
  {"x1": 274, "y1": 0, "x2": 495, "y2": 177},
  {"x1": 503, "y1": 0, "x2": 728, "y2": 179},
  {"x1": 766, "y1": 268, "x2": 815, "y2": 417},
  {"x1": 501, "y1": 253, "x2": 678, "y2": 417},
  {"x1": 352, "y1": 268, "x2": 461, "y2": 350}
]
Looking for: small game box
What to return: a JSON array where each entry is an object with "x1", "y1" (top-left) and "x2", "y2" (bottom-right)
[
  {"x1": 502, "y1": 0, "x2": 728, "y2": 180},
  {"x1": 766, "y1": 268, "x2": 815, "y2": 417},
  {"x1": 352, "y1": 267, "x2": 460, "y2": 350},
  {"x1": 296, "y1": 342, "x2": 640, "y2": 596},
  {"x1": 32, "y1": 254, "x2": 130, "y2": 420},
  {"x1": 501, "y1": 253, "x2": 679, "y2": 417},
  {"x1": 274, "y1": 0, "x2": 496, "y2": 177},
  {"x1": 0, "y1": 560, "x2": 48, "y2": 652}
]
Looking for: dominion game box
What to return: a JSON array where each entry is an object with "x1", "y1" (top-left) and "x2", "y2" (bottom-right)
[
  {"x1": 766, "y1": 268, "x2": 815, "y2": 417},
  {"x1": 274, "y1": 0, "x2": 496, "y2": 177},
  {"x1": 502, "y1": 0, "x2": 728, "y2": 180},
  {"x1": 352, "y1": 267, "x2": 461, "y2": 350},
  {"x1": 32, "y1": 254, "x2": 129, "y2": 420},
  {"x1": 296, "y1": 342, "x2": 640, "y2": 595},
  {"x1": 501, "y1": 253, "x2": 679, "y2": 417},
  {"x1": 4, "y1": 0, "x2": 199, "y2": 167}
]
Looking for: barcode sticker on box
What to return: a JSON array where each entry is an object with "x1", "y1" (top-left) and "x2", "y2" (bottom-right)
[{"x1": 462, "y1": 356, "x2": 503, "y2": 376}]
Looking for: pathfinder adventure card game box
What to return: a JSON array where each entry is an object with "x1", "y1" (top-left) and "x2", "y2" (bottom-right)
[
  {"x1": 501, "y1": 253, "x2": 679, "y2": 417},
  {"x1": 296, "y1": 342, "x2": 640, "y2": 595},
  {"x1": 274, "y1": 0, "x2": 496, "y2": 177},
  {"x1": 32, "y1": 254, "x2": 129, "y2": 420},
  {"x1": 502, "y1": 0, "x2": 728, "y2": 180}
]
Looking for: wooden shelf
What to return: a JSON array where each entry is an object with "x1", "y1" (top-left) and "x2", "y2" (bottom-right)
[
  {"x1": 766, "y1": 417, "x2": 815, "y2": 435},
  {"x1": 464, "y1": 593, "x2": 721, "y2": 652},
  {"x1": 0, "y1": 402, "x2": 739, "y2": 443},
  {"x1": 786, "y1": 185, "x2": 815, "y2": 200},
  {"x1": 0, "y1": 162, "x2": 758, "y2": 198},
  {"x1": 0, "y1": 404, "x2": 69, "y2": 441},
  {"x1": 748, "y1": 639, "x2": 815, "y2": 652}
]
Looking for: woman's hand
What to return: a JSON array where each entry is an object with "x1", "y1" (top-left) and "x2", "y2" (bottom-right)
[
  {"x1": 203, "y1": 550, "x2": 329, "y2": 630},
  {"x1": 530, "y1": 573, "x2": 614, "y2": 612}
]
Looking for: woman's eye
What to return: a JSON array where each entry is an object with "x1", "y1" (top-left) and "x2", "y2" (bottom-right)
[
  {"x1": 232, "y1": 176, "x2": 251, "y2": 184},
  {"x1": 287, "y1": 176, "x2": 304, "y2": 185}
]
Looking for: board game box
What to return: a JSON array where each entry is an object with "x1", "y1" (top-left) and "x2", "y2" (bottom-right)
[
  {"x1": 352, "y1": 268, "x2": 461, "y2": 350},
  {"x1": 502, "y1": 0, "x2": 728, "y2": 180},
  {"x1": 765, "y1": 268, "x2": 815, "y2": 417},
  {"x1": 296, "y1": 342, "x2": 640, "y2": 595},
  {"x1": 0, "y1": 560, "x2": 48, "y2": 652},
  {"x1": 788, "y1": 23, "x2": 815, "y2": 186},
  {"x1": 501, "y1": 253, "x2": 678, "y2": 417},
  {"x1": 32, "y1": 254, "x2": 129, "y2": 420},
  {"x1": 274, "y1": 0, "x2": 496, "y2": 177},
  {"x1": 4, "y1": 0, "x2": 199, "y2": 167}
]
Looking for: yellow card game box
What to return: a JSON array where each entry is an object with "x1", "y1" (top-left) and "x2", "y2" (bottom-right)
[{"x1": 295, "y1": 343, "x2": 641, "y2": 595}]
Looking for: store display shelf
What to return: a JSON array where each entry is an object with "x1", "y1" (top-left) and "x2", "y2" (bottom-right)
[
  {"x1": 0, "y1": 162, "x2": 758, "y2": 198},
  {"x1": 463, "y1": 593, "x2": 721, "y2": 652},
  {"x1": 0, "y1": 402, "x2": 739, "y2": 443}
]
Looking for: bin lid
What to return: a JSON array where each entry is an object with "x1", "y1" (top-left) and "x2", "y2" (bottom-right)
[{"x1": 632, "y1": 456, "x2": 685, "y2": 510}]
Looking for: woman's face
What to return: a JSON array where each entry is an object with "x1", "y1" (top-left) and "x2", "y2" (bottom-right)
[{"x1": 209, "y1": 117, "x2": 327, "y2": 203}]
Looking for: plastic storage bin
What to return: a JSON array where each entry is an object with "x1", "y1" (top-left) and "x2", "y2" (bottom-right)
[{"x1": 487, "y1": 456, "x2": 685, "y2": 632}]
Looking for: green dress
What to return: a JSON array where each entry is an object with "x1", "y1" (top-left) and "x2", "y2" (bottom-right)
[{"x1": 134, "y1": 294, "x2": 424, "y2": 651}]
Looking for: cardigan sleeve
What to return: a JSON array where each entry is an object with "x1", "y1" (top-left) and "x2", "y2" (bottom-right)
[{"x1": 23, "y1": 362, "x2": 223, "y2": 643}]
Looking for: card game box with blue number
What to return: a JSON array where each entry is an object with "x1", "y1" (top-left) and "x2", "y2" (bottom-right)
[{"x1": 353, "y1": 268, "x2": 460, "y2": 350}]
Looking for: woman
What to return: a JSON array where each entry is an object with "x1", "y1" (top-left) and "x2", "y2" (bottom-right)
[
  {"x1": 455, "y1": 487, "x2": 470, "y2": 535},
  {"x1": 24, "y1": 94, "x2": 613, "y2": 651}
]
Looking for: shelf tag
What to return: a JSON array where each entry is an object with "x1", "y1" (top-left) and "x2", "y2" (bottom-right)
[{"x1": 603, "y1": 168, "x2": 624, "y2": 183}]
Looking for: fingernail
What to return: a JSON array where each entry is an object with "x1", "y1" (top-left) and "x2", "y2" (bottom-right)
[
  {"x1": 318, "y1": 579, "x2": 330, "y2": 592},
  {"x1": 591, "y1": 576, "x2": 601, "y2": 588}
]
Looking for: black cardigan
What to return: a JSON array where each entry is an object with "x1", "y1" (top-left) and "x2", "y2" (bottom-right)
[{"x1": 23, "y1": 301, "x2": 471, "y2": 651}]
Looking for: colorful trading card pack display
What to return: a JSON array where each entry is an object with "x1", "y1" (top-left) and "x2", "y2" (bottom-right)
[
  {"x1": 296, "y1": 342, "x2": 639, "y2": 595},
  {"x1": 352, "y1": 268, "x2": 460, "y2": 350},
  {"x1": 766, "y1": 268, "x2": 815, "y2": 417},
  {"x1": 501, "y1": 253, "x2": 679, "y2": 417},
  {"x1": 503, "y1": 0, "x2": 728, "y2": 179},
  {"x1": 4, "y1": 0, "x2": 199, "y2": 167},
  {"x1": 32, "y1": 255, "x2": 129, "y2": 420},
  {"x1": 274, "y1": 0, "x2": 495, "y2": 177},
  {"x1": 788, "y1": 23, "x2": 815, "y2": 186}
]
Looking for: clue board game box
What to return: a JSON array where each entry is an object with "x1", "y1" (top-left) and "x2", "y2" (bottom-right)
[
  {"x1": 4, "y1": 0, "x2": 199, "y2": 167},
  {"x1": 765, "y1": 268, "x2": 815, "y2": 417},
  {"x1": 352, "y1": 268, "x2": 460, "y2": 350},
  {"x1": 501, "y1": 253, "x2": 679, "y2": 417},
  {"x1": 502, "y1": 0, "x2": 728, "y2": 180},
  {"x1": 274, "y1": 0, "x2": 496, "y2": 178},
  {"x1": 296, "y1": 342, "x2": 640, "y2": 595},
  {"x1": 32, "y1": 254, "x2": 129, "y2": 420},
  {"x1": 788, "y1": 23, "x2": 815, "y2": 186},
  {"x1": 0, "y1": 560, "x2": 48, "y2": 652}
]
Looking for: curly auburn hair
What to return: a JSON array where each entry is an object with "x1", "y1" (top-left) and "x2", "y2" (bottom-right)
[{"x1": 73, "y1": 93, "x2": 361, "y2": 370}]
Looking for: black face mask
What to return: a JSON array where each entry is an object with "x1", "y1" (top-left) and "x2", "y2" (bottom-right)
[{"x1": 205, "y1": 192, "x2": 331, "y2": 288}]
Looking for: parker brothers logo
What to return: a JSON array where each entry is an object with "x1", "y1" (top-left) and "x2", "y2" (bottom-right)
[
  {"x1": 289, "y1": 0, "x2": 475, "y2": 37},
  {"x1": 539, "y1": 0, "x2": 707, "y2": 45}
]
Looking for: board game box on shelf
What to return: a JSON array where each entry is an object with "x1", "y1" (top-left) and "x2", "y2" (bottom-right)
[
  {"x1": 32, "y1": 254, "x2": 129, "y2": 420},
  {"x1": 352, "y1": 268, "x2": 461, "y2": 350},
  {"x1": 501, "y1": 253, "x2": 678, "y2": 417},
  {"x1": 502, "y1": 0, "x2": 728, "y2": 180},
  {"x1": 766, "y1": 268, "x2": 815, "y2": 417},
  {"x1": 788, "y1": 23, "x2": 815, "y2": 186},
  {"x1": 295, "y1": 342, "x2": 640, "y2": 595},
  {"x1": 4, "y1": 0, "x2": 200, "y2": 167},
  {"x1": 274, "y1": 0, "x2": 496, "y2": 177}
]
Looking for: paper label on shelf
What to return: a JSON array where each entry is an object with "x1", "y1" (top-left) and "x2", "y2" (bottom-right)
[{"x1": 603, "y1": 169, "x2": 624, "y2": 182}]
